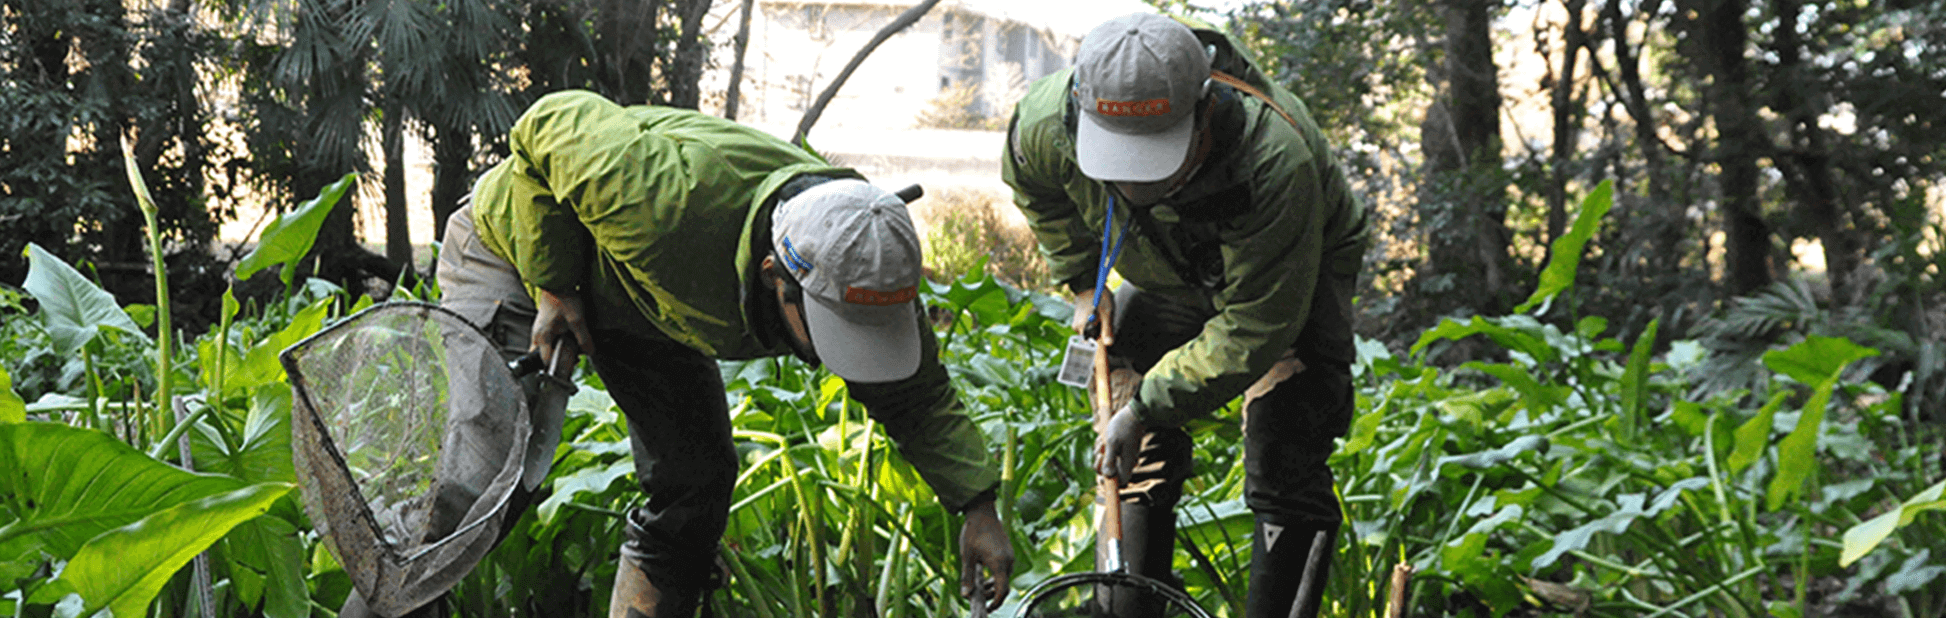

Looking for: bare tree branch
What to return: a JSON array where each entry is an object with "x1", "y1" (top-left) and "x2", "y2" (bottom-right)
[
  {"x1": 792, "y1": 0, "x2": 942, "y2": 146},
  {"x1": 725, "y1": 0, "x2": 756, "y2": 120}
]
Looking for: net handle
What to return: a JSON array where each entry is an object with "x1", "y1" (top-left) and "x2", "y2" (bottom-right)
[{"x1": 1092, "y1": 306, "x2": 1125, "y2": 568}]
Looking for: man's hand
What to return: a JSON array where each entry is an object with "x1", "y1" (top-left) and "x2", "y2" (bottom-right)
[
  {"x1": 532, "y1": 287, "x2": 595, "y2": 365},
  {"x1": 958, "y1": 498, "x2": 1014, "y2": 612},
  {"x1": 1070, "y1": 287, "x2": 1114, "y2": 341},
  {"x1": 1094, "y1": 405, "x2": 1145, "y2": 483}
]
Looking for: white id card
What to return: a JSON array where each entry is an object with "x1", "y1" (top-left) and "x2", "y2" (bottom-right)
[{"x1": 1055, "y1": 335, "x2": 1097, "y2": 389}]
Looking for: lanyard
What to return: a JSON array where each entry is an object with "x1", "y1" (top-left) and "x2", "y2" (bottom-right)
[{"x1": 1088, "y1": 194, "x2": 1135, "y2": 328}]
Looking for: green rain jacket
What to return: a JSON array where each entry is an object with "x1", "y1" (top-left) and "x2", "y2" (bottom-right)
[
  {"x1": 1003, "y1": 30, "x2": 1370, "y2": 429},
  {"x1": 469, "y1": 90, "x2": 999, "y2": 511}
]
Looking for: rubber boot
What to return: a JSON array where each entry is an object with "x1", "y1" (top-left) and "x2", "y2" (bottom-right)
[
  {"x1": 1097, "y1": 502, "x2": 1177, "y2": 618},
  {"x1": 610, "y1": 555, "x2": 701, "y2": 618},
  {"x1": 1245, "y1": 515, "x2": 1336, "y2": 618}
]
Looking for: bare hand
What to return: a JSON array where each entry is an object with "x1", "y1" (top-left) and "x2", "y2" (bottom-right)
[
  {"x1": 532, "y1": 287, "x2": 594, "y2": 365},
  {"x1": 1094, "y1": 405, "x2": 1145, "y2": 483},
  {"x1": 958, "y1": 499, "x2": 1014, "y2": 611}
]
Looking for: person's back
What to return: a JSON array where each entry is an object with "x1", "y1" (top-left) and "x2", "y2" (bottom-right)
[{"x1": 467, "y1": 89, "x2": 856, "y2": 358}]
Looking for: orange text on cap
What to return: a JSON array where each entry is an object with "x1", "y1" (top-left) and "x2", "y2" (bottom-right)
[
  {"x1": 1096, "y1": 98, "x2": 1171, "y2": 117},
  {"x1": 844, "y1": 286, "x2": 917, "y2": 306}
]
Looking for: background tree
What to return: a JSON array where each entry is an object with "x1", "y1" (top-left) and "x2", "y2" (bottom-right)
[{"x1": 0, "y1": 0, "x2": 227, "y2": 328}]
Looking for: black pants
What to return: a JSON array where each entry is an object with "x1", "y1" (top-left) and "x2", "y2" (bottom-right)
[
  {"x1": 1107, "y1": 286, "x2": 1352, "y2": 618},
  {"x1": 1106, "y1": 286, "x2": 1351, "y2": 527},
  {"x1": 441, "y1": 204, "x2": 735, "y2": 592}
]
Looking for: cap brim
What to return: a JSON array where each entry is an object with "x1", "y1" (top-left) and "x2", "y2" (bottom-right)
[
  {"x1": 1075, "y1": 111, "x2": 1196, "y2": 182},
  {"x1": 803, "y1": 294, "x2": 922, "y2": 383}
]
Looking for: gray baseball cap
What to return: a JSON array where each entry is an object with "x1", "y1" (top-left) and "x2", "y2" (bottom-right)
[
  {"x1": 1073, "y1": 13, "x2": 1211, "y2": 182},
  {"x1": 771, "y1": 179, "x2": 924, "y2": 382}
]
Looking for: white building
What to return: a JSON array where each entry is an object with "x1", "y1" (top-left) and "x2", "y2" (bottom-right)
[{"x1": 707, "y1": 0, "x2": 1154, "y2": 144}]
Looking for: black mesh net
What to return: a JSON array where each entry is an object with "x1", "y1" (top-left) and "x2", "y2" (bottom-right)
[{"x1": 283, "y1": 302, "x2": 530, "y2": 616}]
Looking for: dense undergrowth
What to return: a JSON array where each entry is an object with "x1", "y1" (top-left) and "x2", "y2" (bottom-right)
[{"x1": 2, "y1": 175, "x2": 1943, "y2": 618}]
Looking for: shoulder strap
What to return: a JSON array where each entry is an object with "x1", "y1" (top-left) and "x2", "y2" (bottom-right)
[{"x1": 1210, "y1": 70, "x2": 1296, "y2": 128}]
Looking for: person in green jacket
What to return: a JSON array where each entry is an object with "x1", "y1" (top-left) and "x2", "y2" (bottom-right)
[
  {"x1": 436, "y1": 90, "x2": 1013, "y2": 617},
  {"x1": 1002, "y1": 13, "x2": 1368, "y2": 618}
]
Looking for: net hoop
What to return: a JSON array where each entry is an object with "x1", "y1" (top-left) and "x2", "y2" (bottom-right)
[{"x1": 1013, "y1": 570, "x2": 1215, "y2": 618}]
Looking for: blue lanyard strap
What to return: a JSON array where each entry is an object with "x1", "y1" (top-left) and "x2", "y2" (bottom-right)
[{"x1": 1088, "y1": 194, "x2": 1134, "y2": 327}]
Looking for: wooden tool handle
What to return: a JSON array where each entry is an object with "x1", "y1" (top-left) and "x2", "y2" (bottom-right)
[{"x1": 1092, "y1": 305, "x2": 1124, "y2": 556}]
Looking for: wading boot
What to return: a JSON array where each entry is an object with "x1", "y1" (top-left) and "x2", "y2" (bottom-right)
[
  {"x1": 610, "y1": 555, "x2": 701, "y2": 618},
  {"x1": 1245, "y1": 514, "x2": 1336, "y2": 618}
]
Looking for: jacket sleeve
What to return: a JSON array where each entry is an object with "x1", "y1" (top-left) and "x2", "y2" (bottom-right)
[
  {"x1": 1003, "y1": 107, "x2": 1099, "y2": 292},
  {"x1": 846, "y1": 311, "x2": 1000, "y2": 513},
  {"x1": 1129, "y1": 129, "x2": 1331, "y2": 428},
  {"x1": 501, "y1": 90, "x2": 693, "y2": 293}
]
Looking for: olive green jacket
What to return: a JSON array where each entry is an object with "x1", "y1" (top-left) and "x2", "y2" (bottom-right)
[
  {"x1": 469, "y1": 90, "x2": 998, "y2": 511},
  {"x1": 1002, "y1": 31, "x2": 1369, "y2": 428}
]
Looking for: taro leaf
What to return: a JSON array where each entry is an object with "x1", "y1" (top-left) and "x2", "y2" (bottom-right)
[
  {"x1": 229, "y1": 297, "x2": 330, "y2": 398},
  {"x1": 0, "y1": 422, "x2": 247, "y2": 559},
  {"x1": 1840, "y1": 480, "x2": 1946, "y2": 567},
  {"x1": 1618, "y1": 319, "x2": 1660, "y2": 435},
  {"x1": 236, "y1": 173, "x2": 356, "y2": 287},
  {"x1": 189, "y1": 388, "x2": 296, "y2": 485},
  {"x1": 218, "y1": 514, "x2": 309, "y2": 618},
  {"x1": 1530, "y1": 477, "x2": 1708, "y2": 571},
  {"x1": 1, "y1": 366, "x2": 22, "y2": 423},
  {"x1": 1762, "y1": 335, "x2": 1878, "y2": 387},
  {"x1": 1516, "y1": 179, "x2": 1613, "y2": 315},
  {"x1": 1442, "y1": 505, "x2": 1525, "y2": 574},
  {"x1": 1728, "y1": 391, "x2": 1789, "y2": 476},
  {"x1": 1436, "y1": 435, "x2": 1548, "y2": 473},
  {"x1": 1340, "y1": 409, "x2": 1385, "y2": 455},
  {"x1": 37, "y1": 483, "x2": 290, "y2": 618},
  {"x1": 538, "y1": 460, "x2": 633, "y2": 525},
  {"x1": 1765, "y1": 337, "x2": 1878, "y2": 511},
  {"x1": 21, "y1": 243, "x2": 149, "y2": 357},
  {"x1": 1412, "y1": 316, "x2": 1557, "y2": 366},
  {"x1": 1884, "y1": 548, "x2": 1946, "y2": 595},
  {"x1": 1460, "y1": 362, "x2": 1568, "y2": 412}
]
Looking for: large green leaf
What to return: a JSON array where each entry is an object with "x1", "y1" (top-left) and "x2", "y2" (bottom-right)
[
  {"x1": 1762, "y1": 335, "x2": 1878, "y2": 387},
  {"x1": 219, "y1": 514, "x2": 310, "y2": 618},
  {"x1": 21, "y1": 243, "x2": 149, "y2": 357},
  {"x1": 189, "y1": 387, "x2": 296, "y2": 485},
  {"x1": 0, "y1": 422, "x2": 247, "y2": 559},
  {"x1": 228, "y1": 297, "x2": 331, "y2": 397},
  {"x1": 236, "y1": 173, "x2": 356, "y2": 286},
  {"x1": 1727, "y1": 391, "x2": 1788, "y2": 476},
  {"x1": 1763, "y1": 336, "x2": 1878, "y2": 510},
  {"x1": 43, "y1": 483, "x2": 291, "y2": 618},
  {"x1": 1617, "y1": 318, "x2": 1659, "y2": 436},
  {"x1": 0, "y1": 365, "x2": 22, "y2": 423},
  {"x1": 1515, "y1": 179, "x2": 1613, "y2": 315},
  {"x1": 1841, "y1": 480, "x2": 1946, "y2": 567},
  {"x1": 1410, "y1": 316, "x2": 1557, "y2": 365}
]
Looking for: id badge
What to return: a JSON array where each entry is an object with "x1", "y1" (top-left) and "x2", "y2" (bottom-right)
[{"x1": 1055, "y1": 335, "x2": 1098, "y2": 389}]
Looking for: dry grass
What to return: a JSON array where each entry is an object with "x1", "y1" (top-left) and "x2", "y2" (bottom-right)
[{"x1": 909, "y1": 186, "x2": 1049, "y2": 291}]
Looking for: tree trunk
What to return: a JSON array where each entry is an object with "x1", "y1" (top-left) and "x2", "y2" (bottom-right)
[
  {"x1": 596, "y1": 0, "x2": 660, "y2": 105},
  {"x1": 1684, "y1": 0, "x2": 1770, "y2": 296},
  {"x1": 1547, "y1": 0, "x2": 1588, "y2": 247},
  {"x1": 666, "y1": 0, "x2": 713, "y2": 110},
  {"x1": 1416, "y1": 0, "x2": 1511, "y2": 317},
  {"x1": 384, "y1": 105, "x2": 412, "y2": 270},
  {"x1": 1771, "y1": 0, "x2": 1858, "y2": 303},
  {"x1": 430, "y1": 119, "x2": 474, "y2": 245},
  {"x1": 725, "y1": 0, "x2": 757, "y2": 120}
]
